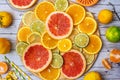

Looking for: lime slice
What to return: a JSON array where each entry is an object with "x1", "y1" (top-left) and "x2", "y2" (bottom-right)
[
  {"x1": 72, "y1": 43, "x2": 83, "y2": 52},
  {"x1": 74, "y1": 33, "x2": 89, "y2": 48},
  {"x1": 52, "y1": 48, "x2": 60, "y2": 54},
  {"x1": 55, "y1": 0, "x2": 68, "y2": 11},
  {"x1": 27, "y1": 32, "x2": 41, "y2": 44},
  {"x1": 16, "y1": 42, "x2": 28, "y2": 56},
  {"x1": 51, "y1": 54, "x2": 63, "y2": 68},
  {"x1": 22, "y1": 11, "x2": 38, "y2": 26},
  {"x1": 83, "y1": 52, "x2": 95, "y2": 65},
  {"x1": 30, "y1": 20, "x2": 46, "y2": 35}
]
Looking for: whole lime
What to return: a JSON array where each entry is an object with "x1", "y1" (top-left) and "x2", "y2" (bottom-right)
[{"x1": 105, "y1": 26, "x2": 120, "y2": 43}]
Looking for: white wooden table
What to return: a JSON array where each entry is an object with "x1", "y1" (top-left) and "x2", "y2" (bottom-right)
[{"x1": 0, "y1": 0, "x2": 120, "y2": 80}]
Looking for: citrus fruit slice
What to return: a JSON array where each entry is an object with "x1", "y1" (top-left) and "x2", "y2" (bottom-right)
[
  {"x1": 66, "y1": 4, "x2": 86, "y2": 25},
  {"x1": 23, "y1": 43, "x2": 52, "y2": 72},
  {"x1": 86, "y1": 12, "x2": 94, "y2": 18},
  {"x1": 9, "y1": 0, "x2": 37, "y2": 9},
  {"x1": 27, "y1": 32, "x2": 41, "y2": 44},
  {"x1": 16, "y1": 41, "x2": 28, "y2": 56},
  {"x1": 41, "y1": 32, "x2": 58, "y2": 49},
  {"x1": 83, "y1": 52, "x2": 95, "y2": 65},
  {"x1": 61, "y1": 50, "x2": 86, "y2": 79},
  {"x1": 51, "y1": 54, "x2": 63, "y2": 68},
  {"x1": 76, "y1": 0, "x2": 99, "y2": 6},
  {"x1": 30, "y1": 20, "x2": 46, "y2": 35},
  {"x1": 46, "y1": 11, "x2": 73, "y2": 39},
  {"x1": 39, "y1": 66, "x2": 60, "y2": 80},
  {"x1": 78, "y1": 17, "x2": 97, "y2": 35},
  {"x1": 17, "y1": 27, "x2": 32, "y2": 42},
  {"x1": 84, "y1": 35, "x2": 102, "y2": 54},
  {"x1": 55, "y1": 0, "x2": 68, "y2": 11},
  {"x1": 69, "y1": 28, "x2": 79, "y2": 41},
  {"x1": 102, "y1": 58, "x2": 111, "y2": 70},
  {"x1": 35, "y1": 1, "x2": 55, "y2": 22},
  {"x1": 57, "y1": 39, "x2": 72, "y2": 52},
  {"x1": 0, "y1": 62, "x2": 8, "y2": 74},
  {"x1": 22, "y1": 11, "x2": 38, "y2": 26},
  {"x1": 74, "y1": 33, "x2": 89, "y2": 48}
]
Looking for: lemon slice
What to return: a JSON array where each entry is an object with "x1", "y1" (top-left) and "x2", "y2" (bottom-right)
[{"x1": 55, "y1": 0, "x2": 68, "y2": 11}]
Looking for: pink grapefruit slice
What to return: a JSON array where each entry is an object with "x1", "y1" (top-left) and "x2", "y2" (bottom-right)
[
  {"x1": 23, "y1": 43, "x2": 52, "y2": 72},
  {"x1": 46, "y1": 11, "x2": 73, "y2": 39}
]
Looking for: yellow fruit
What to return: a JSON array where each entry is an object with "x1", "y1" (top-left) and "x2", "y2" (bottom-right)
[
  {"x1": 98, "y1": 9, "x2": 113, "y2": 24},
  {"x1": 0, "y1": 11, "x2": 12, "y2": 28},
  {"x1": 17, "y1": 27, "x2": 32, "y2": 42},
  {"x1": 39, "y1": 66, "x2": 60, "y2": 80},
  {"x1": 84, "y1": 71, "x2": 102, "y2": 80},
  {"x1": 0, "y1": 38, "x2": 11, "y2": 54}
]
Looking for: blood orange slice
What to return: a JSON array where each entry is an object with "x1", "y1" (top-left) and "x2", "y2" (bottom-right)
[
  {"x1": 61, "y1": 50, "x2": 86, "y2": 79},
  {"x1": 23, "y1": 43, "x2": 52, "y2": 72},
  {"x1": 46, "y1": 11, "x2": 73, "y2": 39},
  {"x1": 9, "y1": 0, "x2": 37, "y2": 9}
]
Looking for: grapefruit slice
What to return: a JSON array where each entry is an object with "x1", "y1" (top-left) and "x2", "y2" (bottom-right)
[
  {"x1": 9, "y1": 0, "x2": 37, "y2": 9},
  {"x1": 23, "y1": 43, "x2": 52, "y2": 72},
  {"x1": 61, "y1": 50, "x2": 86, "y2": 79},
  {"x1": 46, "y1": 11, "x2": 73, "y2": 39}
]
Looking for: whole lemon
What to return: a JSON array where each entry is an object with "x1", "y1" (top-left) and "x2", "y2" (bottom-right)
[
  {"x1": 98, "y1": 9, "x2": 113, "y2": 24},
  {"x1": 0, "y1": 11, "x2": 13, "y2": 28},
  {"x1": 0, "y1": 38, "x2": 11, "y2": 54},
  {"x1": 84, "y1": 71, "x2": 102, "y2": 80}
]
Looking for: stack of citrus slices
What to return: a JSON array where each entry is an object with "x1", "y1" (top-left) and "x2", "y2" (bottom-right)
[{"x1": 16, "y1": 0, "x2": 102, "y2": 79}]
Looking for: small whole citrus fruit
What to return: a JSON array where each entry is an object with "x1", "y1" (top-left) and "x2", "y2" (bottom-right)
[
  {"x1": 84, "y1": 71, "x2": 102, "y2": 80},
  {"x1": 0, "y1": 11, "x2": 12, "y2": 28},
  {"x1": 105, "y1": 26, "x2": 120, "y2": 43},
  {"x1": 98, "y1": 9, "x2": 113, "y2": 24},
  {"x1": 0, "y1": 38, "x2": 11, "y2": 54}
]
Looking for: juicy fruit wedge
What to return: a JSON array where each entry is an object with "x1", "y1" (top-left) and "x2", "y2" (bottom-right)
[
  {"x1": 66, "y1": 4, "x2": 86, "y2": 25},
  {"x1": 22, "y1": 11, "x2": 38, "y2": 26},
  {"x1": 30, "y1": 20, "x2": 46, "y2": 35},
  {"x1": 61, "y1": 50, "x2": 86, "y2": 79},
  {"x1": 84, "y1": 35, "x2": 102, "y2": 54},
  {"x1": 46, "y1": 11, "x2": 73, "y2": 39},
  {"x1": 57, "y1": 39, "x2": 72, "y2": 52},
  {"x1": 41, "y1": 32, "x2": 58, "y2": 49},
  {"x1": 74, "y1": 33, "x2": 89, "y2": 48},
  {"x1": 9, "y1": 0, "x2": 37, "y2": 9},
  {"x1": 17, "y1": 27, "x2": 32, "y2": 42},
  {"x1": 55, "y1": 0, "x2": 68, "y2": 11},
  {"x1": 102, "y1": 58, "x2": 111, "y2": 70},
  {"x1": 0, "y1": 62, "x2": 8, "y2": 74},
  {"x1": 35, "y1": 1, "x2": 55, "y2": 22},
  {"x1": 16, "y1": 41, "x2": 28, "y2": 56},
  {"x1": 27, "y1": 32, "x2": 41, "y2": 44},
  {"x1": 39, "y1": 66, "x2": 60, "y2": 80},
  {"x1": 23, "y1": 43, "x2": 52, "y2": 72},
  {"x1": 76, "y1": 0, "x2": 99, "y2": 6},
  {"x1": 51, "y1": 54, "x2": 63, "y2": 68},
  {"x1": 78, "y1": 17, "x2": 97, "y2": 35}
]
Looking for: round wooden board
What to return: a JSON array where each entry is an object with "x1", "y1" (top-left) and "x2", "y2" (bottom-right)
[{"x1": 17, "y1": 0, "x2": 101, "y2": 80}]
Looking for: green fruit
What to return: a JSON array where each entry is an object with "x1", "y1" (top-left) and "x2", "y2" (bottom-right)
[{"x1": 105, "y1": 26, "x2": 120, "y2": 43}]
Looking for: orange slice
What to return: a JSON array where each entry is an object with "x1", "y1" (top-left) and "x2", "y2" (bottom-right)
[
  {"x1": 41, "y1": 32, "x2": 58, "y2": 49},
  {"x1": 76, "y1": 0, "x2": 99, "y2": 6},
  {"x1": 35, "y1": 1, "x2": 55, "y2": 22},
  {"x1": 102, "y1": 58, "x2": 112, "y2": 70},
  {"x1": 66, "y1": 4, "x2": 86, "y2": 25},
  {"x1": 78, "y1": 17, "x2": 97, "y2": 35},
  {"x1": 39, "y1": 66, "x2": 60, "y2": 80},
  {"x1": 0, "y1": 62, "x2": 8, "y2": 74},
  {"x1": 84, "y1": 35, "x2": 102, "y2": 54}
]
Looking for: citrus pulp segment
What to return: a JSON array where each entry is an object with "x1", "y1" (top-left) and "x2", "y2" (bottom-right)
[
  {"x1": 66, "y1": 4, "x2": 86, "y2": 25},
  {"x1": 78, "y1": 17, "x2": 97, "y2": 35},
  {"x1": 39, "y1": 66, "x2": 60, "y2": 80},
  {"x1": 46, "y1": 11, "x2": 73, "y2": 39},
  {"x1": 35, "y1": 1, "x2": 55, "y2": 22},
  {"x1": 27, "y1": 32, "x2": 41, "y2": 44},
  {"x1": 55, "y1": 0, "x2": 68, "y2": 11},
  {"x1": 74, "y1": 33, "x2": 89, "y2": 48},
  {"x1": 84, "y1": 35, "x2": 102, "y2": 54},
  {"x1": 0, "y1": 62, "x2": 8, "y2": 74},
  {"x1": 16, "y1": 41, "x2": 29, "y2": 56},
  {"x1": 23, "y1": 43, "x2": 52, "y2": 72},
  {"x1": 41, "y1": 32, "x2": 58, "y2": 49}
]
